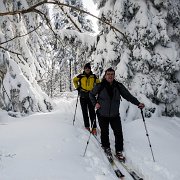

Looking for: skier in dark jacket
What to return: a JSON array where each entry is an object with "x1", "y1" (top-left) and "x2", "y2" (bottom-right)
[
  {"x1": 89, "y1": 67, "x2": 145, "y2": 161},
  {"x1": 73, "y1": 63, "x2": 100, "y2": 135}
]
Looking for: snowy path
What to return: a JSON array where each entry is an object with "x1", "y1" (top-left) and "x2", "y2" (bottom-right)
[
  {"x1": 0, "y1": 92, "x2": 180, "y2": 180},
  {"x1": 0, "y1": 93, "x2": 132, "y2": 180}
]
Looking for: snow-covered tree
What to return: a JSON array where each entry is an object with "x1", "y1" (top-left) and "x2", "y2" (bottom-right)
[
  {"x1": 0, "y1": 0, "x2": 53, "y2": 116},
  {"x1": 0, "y1": 0, "x2": 97, "y2": 115},
  {"x1": 93, "y1": 0, "x2": 180, "y2": 118},
  {"x1": 47, "y1": 0, "x2": 95, "y2": 95}
]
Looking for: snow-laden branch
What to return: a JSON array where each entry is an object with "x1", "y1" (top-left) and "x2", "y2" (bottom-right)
[{"x1": 0, "y1": 0, "x2": 128, "y2": 42}]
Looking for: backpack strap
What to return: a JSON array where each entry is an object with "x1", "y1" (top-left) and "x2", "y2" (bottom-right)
[
  {"x1": 115, "y1": 81, "x2": 122, "y2": 101},
  {"x1": 93, "y1": 74, "x2": 97, "y2": 80},
  {"x1": 97, "y1": 82, "x2": 105, "y2": 94}
]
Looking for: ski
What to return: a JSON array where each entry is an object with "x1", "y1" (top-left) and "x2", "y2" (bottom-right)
[
  {"x1": 92, "y1": 135, "x2": 124, "y2": 179},
  {"x1": 92, "y1": 130, "x2": 142, "y2": 179},
  {"x1": 104, "y1": 153, "x2": 125, "y2": 179},
  {"x1": 114, "y1": 155, "x2": 143, "y2": 180}
]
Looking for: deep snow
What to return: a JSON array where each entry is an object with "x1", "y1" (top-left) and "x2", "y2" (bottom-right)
[{"x1": 0, "y1": 92, "x2": 180, "y2": 180}]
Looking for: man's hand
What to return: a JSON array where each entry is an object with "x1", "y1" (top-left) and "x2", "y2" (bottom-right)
[
  {"x1": 76, "y1": 87, "x2": 80, "y2": 92},
  {"x1": 95, "y1": 102, "x2": 101, "y2": 109},
  {"x1": 138, "y1": 103, "x2": 145, "y2": 109}
]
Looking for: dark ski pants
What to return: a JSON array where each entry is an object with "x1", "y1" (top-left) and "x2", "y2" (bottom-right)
[
  {"x1": 80, "y1": 97, "x2": 96, "y2": 129},
  {"x1": 97, "y1": 114, "x2": 123, "y2": 152}
]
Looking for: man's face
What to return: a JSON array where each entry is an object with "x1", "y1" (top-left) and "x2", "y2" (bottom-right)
[
  {"x1": 105, "y1": 71, "x2": 115, "y2": 83},
  {"x1": 84, "y1": 67, "x2": 91, "y2": 74}
]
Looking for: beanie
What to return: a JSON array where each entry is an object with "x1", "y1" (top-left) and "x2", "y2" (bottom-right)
[{"x1": 84, "y1": 63, "x2": 91, "y2": 69}]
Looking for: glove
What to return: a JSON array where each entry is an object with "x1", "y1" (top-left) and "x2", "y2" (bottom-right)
[
  {"x1": 138, "y1": 103, "x2": 145, "y2": 109},
  {"x1": 76, "y1": 87, "x2": 81, "y2": 94}
]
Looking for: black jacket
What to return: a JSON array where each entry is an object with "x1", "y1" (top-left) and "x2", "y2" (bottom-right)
[{"x1": 89, "y1": 79, "x2": 140, "y2": 117}]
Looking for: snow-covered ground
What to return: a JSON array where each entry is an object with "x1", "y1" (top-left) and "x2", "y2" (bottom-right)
[{"x1": 0, "y1": 92, "x2": 180, "y2": 180}]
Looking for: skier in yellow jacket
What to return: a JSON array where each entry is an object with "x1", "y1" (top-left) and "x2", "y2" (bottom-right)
[{"x1": 73, "y1": 63, "x2": 100, "y2": 135}]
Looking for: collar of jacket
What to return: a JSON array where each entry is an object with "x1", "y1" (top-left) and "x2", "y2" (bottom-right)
[
  {"x1": 83, "y1": 71, "x2": 93, "y2": 77},
  {"x1": 102, "y1": 79, "x2": 117, "y2": 87}
]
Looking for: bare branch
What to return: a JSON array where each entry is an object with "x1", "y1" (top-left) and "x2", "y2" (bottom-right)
[
  {"x1": 0, "y1": 45, "x2": 22, "y2": 55},
  {"x1": 31, "y1": 8, "x2": 66, "y2": 47},
  {"x1": 58, "y1": 5, "x2": 82, "y2": 32},
  {"x1": 0, "y1": 24, "x2": 42, "y2": 45},
  {"x1": 0, "y1": 0, "x2": 48, "y2": 16},
  {"x1": 0, "y1": 0, "x2": 128, "y2": 42},
  {"x1": 32, "y1": 8, "x2": 52, "y2": 29}
]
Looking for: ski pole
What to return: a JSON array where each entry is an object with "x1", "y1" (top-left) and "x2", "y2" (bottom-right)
[
  {"x1": 141, "y1": 109, "x2": 155, "y2": 162},
  {"x1": 73, "y1": 94, "x2": 79, "y2": 125},
  {"x1": 83, "y1": 117, "x2": 96, "y2": 157}
]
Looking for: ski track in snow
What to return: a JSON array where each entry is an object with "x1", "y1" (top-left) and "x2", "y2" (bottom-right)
[{"x1": 0, "y1": 92, "x2": 180, "y2": 180}]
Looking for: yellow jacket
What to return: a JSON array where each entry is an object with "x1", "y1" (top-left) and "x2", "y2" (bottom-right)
[{"x1": 73, "y1": 72, "x2": 100, "y2": 92}]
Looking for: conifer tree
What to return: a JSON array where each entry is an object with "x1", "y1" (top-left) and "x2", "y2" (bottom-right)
[
  {"x1": 49, "y1": 0, "x2": 94, "y2": 94},
  {"x1": 0, "y1": 0, "x2": 53, "y2": 115},
  {"x1": 93, "y1": 0, "x2": 180, "y2": 118}
]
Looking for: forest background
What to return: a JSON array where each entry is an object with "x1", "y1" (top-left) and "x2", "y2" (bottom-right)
[{"x1": 0, "y1": 0, "x2": 179, "y2": 120}]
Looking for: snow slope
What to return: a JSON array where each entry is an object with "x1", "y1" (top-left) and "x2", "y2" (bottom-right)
[{"x1": 0, "y1": 92, "x2": 180, "y2": 180}]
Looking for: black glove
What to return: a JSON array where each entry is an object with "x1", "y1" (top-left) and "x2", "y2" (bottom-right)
[{"x1": 76, "y1": 87, "x2": 81, "y2": 94}]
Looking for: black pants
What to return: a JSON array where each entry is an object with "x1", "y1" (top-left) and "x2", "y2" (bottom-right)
[
  {"x1": 97, "y1": 113, "x2": 123, "y2": 152},
  {"x1": 80, "y1": 97, "x2": 96, "y2": 128}
]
